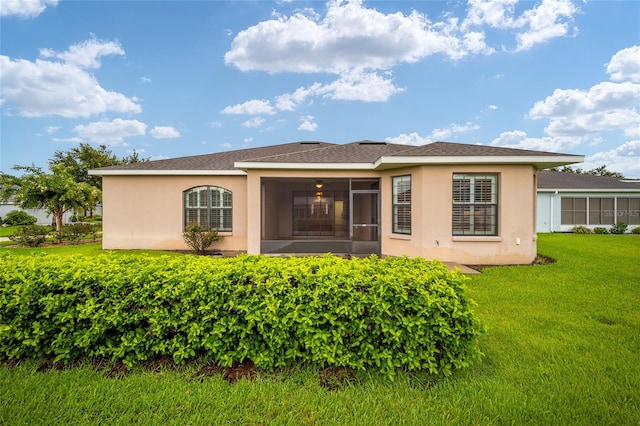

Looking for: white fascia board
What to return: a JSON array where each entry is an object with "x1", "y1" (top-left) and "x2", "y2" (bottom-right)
[
  {"x1": 234, "y1": 161, "x2": 374, "y2": 170},
  {"x1": 537, "y1": 188, "x2": 640, "y2": 193},
  {"x1": 375, "y1": 155, "x2": 584, "y2": 169},
  {"x1": 89, "y1": 169, "x2": 247, "y2": 176}
]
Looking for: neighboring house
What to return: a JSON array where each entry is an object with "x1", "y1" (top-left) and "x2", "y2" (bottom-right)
[
  {"x1": 537, "y1": 170, "x2": 640, "y2": 233},
  {"x1": 90, "y1": 140, "x2": 582, "y2": 265}
]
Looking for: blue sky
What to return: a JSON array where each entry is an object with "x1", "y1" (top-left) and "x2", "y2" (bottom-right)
[{"x1": 1, "y1": 0, "x2": 639, "y2": 176}]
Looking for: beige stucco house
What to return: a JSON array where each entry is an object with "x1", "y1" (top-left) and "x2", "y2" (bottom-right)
[{"x1": 90, "y1": 141, "x2": 583, "y2": 265}]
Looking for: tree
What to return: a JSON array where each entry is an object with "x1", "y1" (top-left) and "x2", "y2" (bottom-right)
[
  {"x1": 0, "y1": 164, "x2": 100, "y2": 241},
  {"x1": 49, "y1": 143, "x2": 146, "y2": 190},
  {"x1": 550, "y1": 164, "x2": 624, "y2": 178}
]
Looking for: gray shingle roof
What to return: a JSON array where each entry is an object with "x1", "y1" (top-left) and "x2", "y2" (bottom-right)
[
  {"x1": 91, "y1": 140, "x2": 583, "y2": 175},
  {"x1": 537, "y1": 170, "x2": 640, "y2": 191},
  {"x1": 390, "y1": 141, "x2": 570, "y2": 157},
  {"x1": 95, "y1": 141, "x2": 334, "y2": 171},
  {"x1": 245, "y1": 141, "x2": 410, "y2": 164}
]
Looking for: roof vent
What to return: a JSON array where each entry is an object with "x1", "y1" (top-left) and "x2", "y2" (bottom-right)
[{"x1": 358, "y1": 140, "x2": 385, "y2": 145}]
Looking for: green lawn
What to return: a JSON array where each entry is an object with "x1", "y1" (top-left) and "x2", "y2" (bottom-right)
[
  {"x1": 1, "y1": 234, "x2": 639, "y2": 425},
  {"x1": 0, "y1": 226, "x2": 20, "y2": 238}
]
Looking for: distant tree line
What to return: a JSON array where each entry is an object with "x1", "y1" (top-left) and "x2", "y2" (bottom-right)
[{"x1": 549, "y1": 164, "x2": 624, "y2": 178}]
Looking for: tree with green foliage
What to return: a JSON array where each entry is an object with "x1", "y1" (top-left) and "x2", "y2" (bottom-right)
[
  {"x1": 49, "y1": 143, "x2": 146, "y2": 191},
  {"x1": 0, "y1": 164, "x2": 100, "y2": 241},
  {"x1": 550, "y1": 164, "x2": 624, "y2": 178}
]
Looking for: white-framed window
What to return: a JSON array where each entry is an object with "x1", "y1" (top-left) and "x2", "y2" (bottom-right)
[
  {"x1": 184, "y1": 186, "x2": 232, "y2": 231},
  {"x1": 392, "y1": 175, "x2": 411, "y2": 234},
  {"x1": 452, "y1": 174, "x2": 498, "y2": 236}
]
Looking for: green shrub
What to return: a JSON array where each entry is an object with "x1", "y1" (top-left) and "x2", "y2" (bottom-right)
[
  {"x1": 86, "y1": 214, "x2": 102, "y2": 223},
  {"x1": 0, "y1": 254, "x2": 483, "y2": 378},
  {"x1": 2, "y1": 210, "x2": 37, "y2": 226},
  {"x1": 7, "y1": 225, "x2": 53, "y2": 247},
  {"x1": 632, "y1": 226, "x2": 640, "y2": 235},
  {"x1": 571, "y1": 225, "x2": 593, "y2": 234},
  {"x1": 609, "y1": 222, "x2": 628, "y2": 234},
  {"x1": 60, "y1": 223, "x2": 101, "y2": 244},
  {"x1": 182, "y1": 224, "x2": 223, "y2": 254},
  {"x1": 593, "y1": 227, "x2": 608, "y2": 234}
]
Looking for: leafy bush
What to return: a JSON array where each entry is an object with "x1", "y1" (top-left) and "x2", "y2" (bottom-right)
[
  {"x1": 182, "y1": 224, "x2": 223, "y2": 254},
  {"x1": 593, "y1": 227, "x2": 608, "y2": 234},
  {"x1": 60, "y1": 223, "x2": 101, "y2": 244},
  {"x1": 571, "y1": 225, "x2": 593, "y2": 234},
  {"x1": 86, "y1": 214, "x2": 102, "y2": 222},
  {"x1": 632, "y1": 227, "x2": 640, "y2": 235},
  {"x1": 0, "y1": 254, "x2": 483, "y2": 378},
  {"x1": 69, "y1": 214, "x2": 85, "y2": 223},
  {"x1": 609, "y1": 222, "x2": 628, "y2": 234},
  {"x1": 2, "y1": 210, "x2": 37, "y2": 226},
  {"x1": 7, "y1": 225, "x2": 53, "y2": 247}
]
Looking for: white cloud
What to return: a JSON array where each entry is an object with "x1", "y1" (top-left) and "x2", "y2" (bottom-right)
[
  {"x1": 140, "y1": 76, "x2": 152, "y2": 84},
  {"x1": 385, "y1": 132, "x2": 431, "y2": 146},
  {"x1": 52, "y1": 137, "x2": 84, "y2": 144},
  {"x1": 489, "y1": 130, "x2": 583, "y2": 152},
  {"x1": 225, "y1": 0, "x2": 490, "y2": 74},
  {"x1": 298, "y1": 115, "x2": 318, "y2": 131},
  {"x1": 0, "y1": 39, "x2": 140, "y2": 118},
  {"x1": 44, "y1": 125, "x2": 60, "y2": 134},
  {"x1": 581, "y1": 141, "x2": 640, "y2": 178},
  {"x1": 229, "y1": 69, "x2": 402, "y2": 118},
  {"x1": 73, "y1": 119, "x2": 147, "y2": 144},
  {"x1": 528, "y1": 81, "x2": 640, "y2": 138},
  {"x1": 39, "y1": 37, "x2": 124, "y2": 69},
  {"x1": 514, "y1": 0, "x2": 579, "y2": 51},
  {"x1": 242, "y1": 117, "x2": 266, "y2": 128},
  {"x1": 319, "y1": 69, "x2": 403, "y2": 102},
  {"x1": 0, "y1": 0, "x2": 58, "y2": 18},
  {"x1": 149, "y1": 126, "x2": 181, "y2": 139},
  {"x1": 607, "y1": 45, "x2": 640, "y2": 83},
  {"x1": 243, "y1": 137, "x2": 254, "y2": 143},
  {"x1": 463, "y1": 0, "x2": 579, "y2": 51},
  {"x1": 225, "y1": 0, "x2": 579, "y2": 76},
  {"x1": 386, "y1": 121, "x2": 480, "y2": 145},
  {"x1": 221, "y1": 99, "x2": 275, "y2": 115}
]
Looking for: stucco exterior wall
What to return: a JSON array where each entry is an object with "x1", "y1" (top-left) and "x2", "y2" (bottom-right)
[
  {"x1": 380, "y1": 165, "x2": 537, "y2": 265},
  {"x1": 101, "y1": 175, "x2": 247, "y2": 251},
  {"x1": 101, "y1": 165, "x2": 538, "y2": 264}
]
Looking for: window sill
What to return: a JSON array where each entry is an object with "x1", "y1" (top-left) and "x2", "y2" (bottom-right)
[
  {"x1": 389, "y1": 233, "x2": 411, "y2": 240},
  {"x1": 452, "y1": 236, "x2": 502, "y2": 242}
]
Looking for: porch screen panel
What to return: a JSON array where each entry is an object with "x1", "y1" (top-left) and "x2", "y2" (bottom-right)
[
  {"x1": 588, "y1": 198, "x2": 614, "y2": 225},
  {"x1": 561, "y1": 197, "x2": 587, "y2": 225},
  {"x1": 617, "y1": 198, "x2": 640, "y2": 225}
]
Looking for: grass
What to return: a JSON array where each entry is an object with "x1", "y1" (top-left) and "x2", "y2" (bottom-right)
[
  {"x1": 0, "y1": 226, "x2": 20, "y2": 237},
  {"x1": 1, "y1": 234, "x2": 639, "y2": 425}
]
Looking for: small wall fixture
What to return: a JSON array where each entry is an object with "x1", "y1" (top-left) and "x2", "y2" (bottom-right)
[{"x1": 315, "y1": 180, "x2": 324, "y2": 189}]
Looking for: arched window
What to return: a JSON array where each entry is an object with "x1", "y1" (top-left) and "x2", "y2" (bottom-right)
[{"x1": 184, "y1": 186, "x2": 232, "y2": 231}]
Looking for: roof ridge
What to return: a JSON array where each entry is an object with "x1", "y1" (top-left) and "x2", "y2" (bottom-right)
[{"x1": 243, "y1": 141, "x2": 338, "y2": 162}]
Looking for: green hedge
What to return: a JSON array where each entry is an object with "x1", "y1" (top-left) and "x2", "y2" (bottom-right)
[{"x1": 0, "y1": 253, "x2": 483, "y2": 377}]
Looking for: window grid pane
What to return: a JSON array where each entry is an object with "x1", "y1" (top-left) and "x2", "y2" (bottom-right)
[
  {"x1": 392, "y1": 176, "x2": 411, "y2": 234},
  {"x1": 452, "y1": 174, "x2": 498, "y2": 236},
  {"x1": 184, "y1": 186, "x2": 232, "y2": 232}
]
